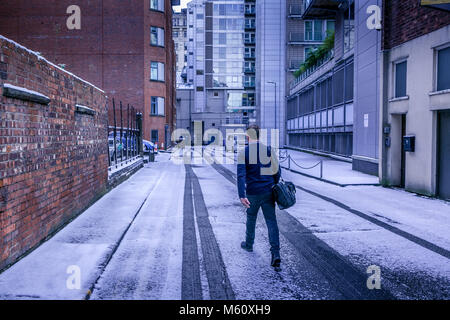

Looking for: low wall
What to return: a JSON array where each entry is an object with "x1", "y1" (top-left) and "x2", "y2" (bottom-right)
[{"x1": 0, "y1": 36, "x2": 108, "y2": 270}]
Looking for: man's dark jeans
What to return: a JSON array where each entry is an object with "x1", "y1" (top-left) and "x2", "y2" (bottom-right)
[{"x1": 245, "y1": 192, "x2": 280, "y2": 255}]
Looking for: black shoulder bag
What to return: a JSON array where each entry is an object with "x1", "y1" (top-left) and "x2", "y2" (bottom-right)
[{"x1": 272, "y1": 179, "x2": 296, "y2": 210}]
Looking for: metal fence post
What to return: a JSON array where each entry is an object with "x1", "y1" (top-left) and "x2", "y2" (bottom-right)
[
  {"x1": 127, "y1": 104, "x2": 130, "y2": 163},
  {"x1": 136, "y1": 112, "x2": 143, "y2": 156},
  {"x1": 113, "y1": 98, "x2": 117, "y2": 168},
  {"x1": 320, "y1": 160, "x2": 323, "y2": 179},
  {"x1": 120, "y1": 101, "x2": 123, "y2": 164},
  {"x1": 107, "y1": 100, "x2": 111, "y2": 169}
]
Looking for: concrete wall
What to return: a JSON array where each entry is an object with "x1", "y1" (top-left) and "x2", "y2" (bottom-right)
[
  {"x1": 382, "y1": 25, "x2": 450, "y2": 196},
  {"x1": 352, "y1": 0, "x2": 382, "y2": 175},
  {"x1": 0, "y1": 36, "x2": 108, "y2": 270}
]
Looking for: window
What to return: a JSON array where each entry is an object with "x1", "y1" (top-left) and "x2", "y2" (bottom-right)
[
  {"x1": 305, "y1": 20, "x2": 323, "y2": 41},
  {"x1": 213, "y1": 91, "x2": 219, "y2": 97},
  {"x1": 245, "y1": 4, "x2": 255, "y2": 15},
  {"x1": 245, "y1": 18, "x2": 255, "y2": 29},
  {"x1": 245, "y1": 47, "x2": 255, "y2": 58},
  {"x1": 344, "y1": 3, "x2": 355, "y2": 53},
  {"x1": 326, "y1": 21, "x2": 335, "y2": 36},
  {"x1": 244, "y1": 76, "x2": 255, "y2": 87},
  {"x1": 395, "y1": 61, "x2": 407, "y2": 98},
  {"x1": 151, "y1": 27, "x2": 165, "y2": 47},
  {"x1": 151, "y1": 62, "x2": 165, "y2": 81},
  {"x1": 437, "y1": 46, "x2": 450, "y2": 91},
  {"x1": 196, "y1": 86, "x2": 204, "y2": 92},
  {"x1": 173, "y1": 31, "x2": 179, "y2": 37},
  {"x1": 151, "y1": 130, "x2": 159, "y2": 143},
  {"x1": 196, "y1": 70, "x2": 204, "y2": 75},
  {"x1": 151, "y1": 97, "x2": 165, "y2": 116},
  {"x1": 244, "y1": 33, "x2": 255, "y2": 44},
  {"x1": 150, "y1": 0, "x2": 164, "y2": 12}
]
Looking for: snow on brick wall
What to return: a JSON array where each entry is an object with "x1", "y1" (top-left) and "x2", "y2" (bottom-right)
[{"x1": 0, "y1": 36, "x2": 108, "y2": 271}]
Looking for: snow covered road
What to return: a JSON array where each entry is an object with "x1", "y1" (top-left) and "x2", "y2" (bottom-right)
[{"x1": 0, "y1": 150, "x2": 448, "y2": 300}]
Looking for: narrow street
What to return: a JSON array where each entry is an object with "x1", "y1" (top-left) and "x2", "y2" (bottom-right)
[{"x1": 0, "y1": 149, "x2": 448, "y2": 300}]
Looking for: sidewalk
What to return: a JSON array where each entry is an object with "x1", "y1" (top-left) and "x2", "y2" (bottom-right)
[
  {"x1": 281, "y1": 148, "x2": 379, "y2": 186},
  {"x1": 0, "y1": 154, "x2": 173, "y2": 300}
]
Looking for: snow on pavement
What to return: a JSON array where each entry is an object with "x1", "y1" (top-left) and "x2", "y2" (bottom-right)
[
  {"x1": 91, "y1": 156, "x2": 185, "y2": 300},
  {"x1": 0, "y1": 158, "x2": 166, "y2": 299}
]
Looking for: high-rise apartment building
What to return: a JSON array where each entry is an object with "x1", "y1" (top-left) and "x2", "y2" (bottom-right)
[
  {"x1": 0, "y1": 0, "x2": 176, "y2": 149},
  {"x1": 184, "y1": 0, "x2": 257, "y2": 140},
  {"x1": 173, "y1": 8, "x2": 189, "y2": 85}
]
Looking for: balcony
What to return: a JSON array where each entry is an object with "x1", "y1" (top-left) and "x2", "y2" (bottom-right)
[
  {"x1": 288, "y1": 32, "x2": 325, "y2": 44},
  {"x1": 244, "y1": 37, "x2": 256, "y2": 45},
  {"x1": 290, "y1": 49, "x2": 334, "y2": 90},
  {"x1": 245, "y1": 19, "x2": 256, "y2": 30},
  {"x1": 303, "y1": 0, "x2": 343, "y2": 19},
  {"x1": 245, "y1": 5, "x2": 256, "y2": 16},
  {"x1": 288, "y1": 4, "x2": 303, "y2": 17}
]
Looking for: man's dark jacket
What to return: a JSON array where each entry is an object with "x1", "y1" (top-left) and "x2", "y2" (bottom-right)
[{"x1": 237, "y1": 142, "x2": 281, "y2": 199}]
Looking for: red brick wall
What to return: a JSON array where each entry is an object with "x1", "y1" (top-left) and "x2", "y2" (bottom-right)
[
  {"x1": 0, "y1": 37, "x2": 108, "y2": 271},
  {"x1": 382, "y1": 0, "x2": 450, "y2": 50}
]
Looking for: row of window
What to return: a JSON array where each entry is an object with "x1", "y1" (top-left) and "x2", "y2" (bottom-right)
[
  {"x1": 393, "y1": 46, "x2": 450, "y2": 97},
  {"x1": 288, "y1": 62, "x2": 354, "y2": 119},
  {"x1": 149, "y1": 0, "x2": 165, "y2": 122},
  {"x1": 287, "y1": 104, "x2": 354, "y2": 131},
  {"x1": 210, "y1": 75, "x2": 255, "y2": 88},
  {"x1": 173, "y1": 31, "x2": 188, "y2": 38},
  {"x1": 213, "y1": 4, "x2": 245, "y2": 16},
  {"x1": 212, "y1": 18, "x2": 254, "y2": 31}
]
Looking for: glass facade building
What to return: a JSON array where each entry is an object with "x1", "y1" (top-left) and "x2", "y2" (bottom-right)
[{"x1": 187, "y1": 0, "x2": 256, "y2": 136}]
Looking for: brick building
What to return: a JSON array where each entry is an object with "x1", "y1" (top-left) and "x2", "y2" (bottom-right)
[
  {"x1": 379, "y1": 0, "x2": 450, "y2": 199},
  {"x1": 0, "y1": 0, "x2": 176, "y2": 149}
]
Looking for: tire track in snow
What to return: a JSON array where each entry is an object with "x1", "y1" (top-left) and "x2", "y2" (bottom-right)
[
  {"x1": 181, "y1": 165, "x2": 203, "y2": 300},
  {"x1": 185, "y1": 165, "x2": 236, "y2": 300}
]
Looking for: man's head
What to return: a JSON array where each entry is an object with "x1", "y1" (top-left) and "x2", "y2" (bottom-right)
[{"x1": 247, "y1": 124, "x2": 260, "y2": 142}]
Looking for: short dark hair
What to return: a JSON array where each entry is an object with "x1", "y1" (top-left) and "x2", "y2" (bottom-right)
[{"x1": 247, "y1": 124, "x2": 260, "y2": 140}]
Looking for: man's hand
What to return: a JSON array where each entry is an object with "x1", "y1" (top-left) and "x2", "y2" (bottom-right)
[{"x1": 240, "y1": 198, "x2": 251, "y2": 209}]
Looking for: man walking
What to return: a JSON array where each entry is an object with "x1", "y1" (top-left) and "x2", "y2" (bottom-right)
[{"x1": 237, "y1": 125, "x2": 282, "y2": 271}]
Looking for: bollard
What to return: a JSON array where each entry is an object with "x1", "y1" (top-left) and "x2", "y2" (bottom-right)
[{"x1": 288, "y1": 155, "x2": 291, "y2": 170}]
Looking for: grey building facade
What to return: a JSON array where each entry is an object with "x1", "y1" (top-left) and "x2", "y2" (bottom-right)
[
  {"x1": 287, "y1": 0, "x2": 356, "y2": 163},
  {"x1": 352, "y1": 0, "x2": 382, "y2": 175},
  {"x1": 256, "y1": 0, "x2": 286, "y2": 146},
  {"x1": 173, "y1": 8, "x2": 189, "y2": 85},
  {"x1": 182, "y1": 0, "x2": 257, "y2": 142},
  {"x1": 286, "y1": 0, "x2": 382, "y2": 176}
]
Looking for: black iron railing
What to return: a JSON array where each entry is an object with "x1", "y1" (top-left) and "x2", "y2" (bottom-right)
[{"x1": 107, "y1": 98, "x2": 142, "y2": 172}]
